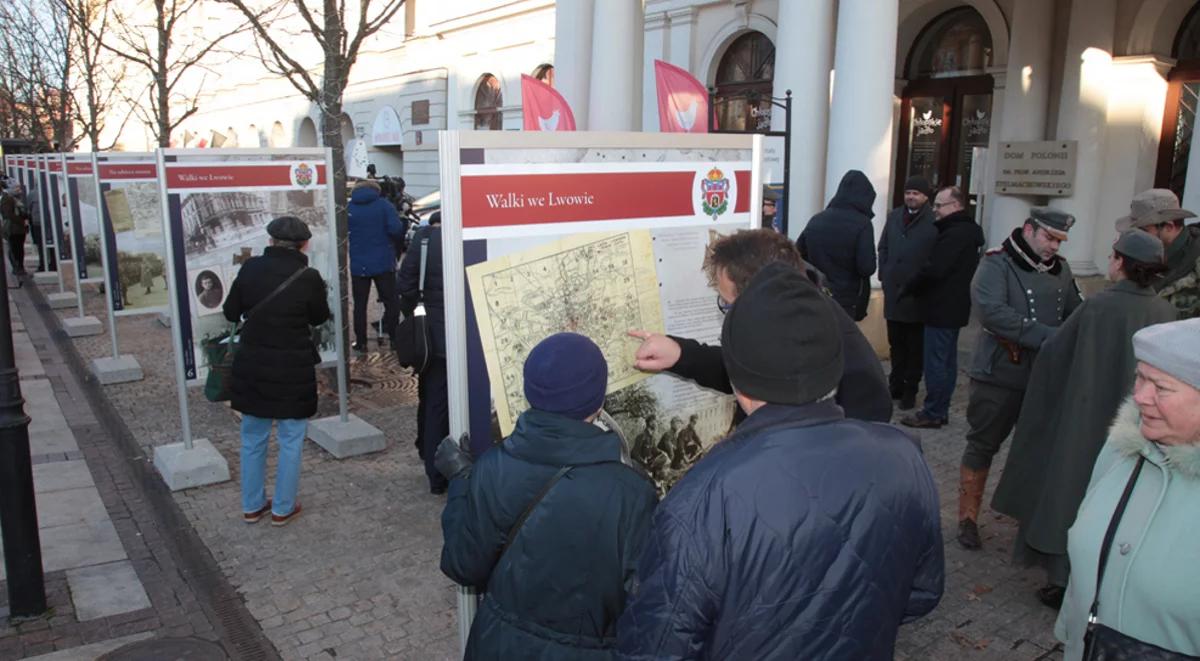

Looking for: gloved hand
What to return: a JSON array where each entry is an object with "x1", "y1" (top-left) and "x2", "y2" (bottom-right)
[{"x1": 434, "y1": 432, "x2": 473, "y2": 480}]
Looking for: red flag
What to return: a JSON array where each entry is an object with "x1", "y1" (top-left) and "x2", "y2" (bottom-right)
[
  {"x1": 655, "y1": 60, "x2": 709, "y2": 133},
  {"x1": 521, "y1": 74, "x2": 576, "y2": 132}
]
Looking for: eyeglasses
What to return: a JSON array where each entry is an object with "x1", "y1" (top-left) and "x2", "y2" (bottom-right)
[
  {"x1": 932, "y1": 201, "x2": 954, "y2": 209},
  {"x1": 717, "y1": 295, "x2": 732, "y2": 314}
]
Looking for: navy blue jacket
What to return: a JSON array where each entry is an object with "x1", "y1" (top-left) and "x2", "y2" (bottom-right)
[
  {"x1": 617, "y1": 400, "x2": 943, "y2": 660},
  {"x1": 442, "y1": 409, "x2": 658, "y2": 660},
  {"x1": 347, "y1": 186, "x2": 403, "y2": 276},
  {"x1": 798, "y1": 171, "x2": 878, "y2": 320}
]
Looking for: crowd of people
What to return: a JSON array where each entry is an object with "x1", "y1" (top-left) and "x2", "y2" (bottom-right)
[{"x1": 432, "y1": 176, "x2": 1200, "y2": 659}]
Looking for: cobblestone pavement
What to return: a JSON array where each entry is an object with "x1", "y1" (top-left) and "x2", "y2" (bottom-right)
[
  {"x1": 1, "y1": 282, "x2": 275, "y2": 660},
  {"x1": 28, "y1": 272, "x2": 1070, "y2": 660}
]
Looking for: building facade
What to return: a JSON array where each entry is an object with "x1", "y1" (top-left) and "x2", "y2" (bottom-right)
[{"x1": 114, "y1": 0, "x2": 1200, "y2": 276}]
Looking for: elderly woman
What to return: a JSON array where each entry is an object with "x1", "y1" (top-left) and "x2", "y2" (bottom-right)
[
  {"x1": 1056, "y1": 317, "x2": 1200, "y2": 659},
  {"x1": 991, "y1": 231, "x2": 1176, "y2": 608}
]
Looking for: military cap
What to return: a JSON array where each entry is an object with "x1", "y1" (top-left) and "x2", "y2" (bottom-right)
[
  {"x1": 266, "y1": 215, "x2": 312, "y2": 242},
  {"x1": 1029, "y1": 207, "x2": 1075, "y2": 241},
  {"x1": 1113, "y1": 231, "x2": 1165, "y2": 265},
  {"x1": 1133, "y1": 318, "x2": 1200, "y2": 390},
  {"x1": 1115, "y1": 188, "x2": 1197, "y2": 232}
]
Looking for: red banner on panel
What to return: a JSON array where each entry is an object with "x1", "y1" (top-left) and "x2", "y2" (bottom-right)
[
  {"x1": 48, "y1": 159, "x2": 63, "y2": 172},
  {"x1": 460, "y1": 169, "x2": 750, "y2": 228},
  {"x1": 66, "y1": 161, "x2": 93, "y2": 176},
  {"x1": 164, "y1": 163, "x2": 327, "y2": 190},
  {"x1": 98, "y1": 163, "x2": 158, "y2": 180}
]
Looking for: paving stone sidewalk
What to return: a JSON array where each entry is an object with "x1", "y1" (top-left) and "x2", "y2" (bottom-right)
[{"x1": 32, "y1": 268, "x2": 1070, "y2": 660}]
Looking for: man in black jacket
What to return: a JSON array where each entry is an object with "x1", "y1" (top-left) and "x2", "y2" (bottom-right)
[
  {"x1": 629, "y1": 229, "x2": 891, "y2": 423},
  {"x1": 878, "y1": 176, "x2": 937, "y2": 410},
  {"x1": 900, "y1": 186, "x2": 984, "y2": 429},
  {"x1": 223, "y1": 216, "x2": 332, "y2": 527},
  {"x1": 797, "y1": 170, "x2": 877, "y2": 320},
  {"x1": 398, "y1": 212, "x2": 448, "y2": 493}
]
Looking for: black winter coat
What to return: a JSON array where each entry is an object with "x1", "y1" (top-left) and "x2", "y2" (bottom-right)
[
  {"x1": 398, "y1": 225, "x2": 445, "y2": 357},
  {"x1": 904, "y1": 210, "x2": 985, "y2": 328},
  {"x1": 223, "y1": 247, "x2": 331, "y2": 420},
  {"x1": 441, "y1": 409, "x2": 657, "y2": 660},
  {"x1": 878, "y1": 203, "x2": 937, "y2": 322},
  {"x1": 798, "y1": 170, "x2": 878, "y2": 320},
  {"x1": 616, "y1": 400, "x2": 944, "y2": 660},
  {"x1": 669, "y1": 295, "x2": 892, "y2": 423}
]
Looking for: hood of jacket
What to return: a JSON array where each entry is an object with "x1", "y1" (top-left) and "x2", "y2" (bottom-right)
[
  {"x1": 503, "y1": 408, "x2": 624, "y2": 467},
  {"x1": 350, "y1": 186, "x2": 381, "y2": 205},
  {"x1": 1108, "y1": 396, "x2": 1200, "y2": 480},
  {"x1": 827, "y1": 170, "x2": 876, "y2": 218}
]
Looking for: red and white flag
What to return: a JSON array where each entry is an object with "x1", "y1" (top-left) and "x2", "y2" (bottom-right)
[
  {"x1": 654, "y1": 60, "x2": 709, "y2": 133},
  {"x1": 521, "y1": 74, "x2": 577, "y2": 132}
]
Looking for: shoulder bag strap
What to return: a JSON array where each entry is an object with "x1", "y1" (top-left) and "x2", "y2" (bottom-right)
[
  {"x1": 245, "y1": 266, "x2": 311, "y2": 322},
  {"x1": 416, "y1": 237, "x2": 429, "y2": 303},
  {"x1": 498, "y1": 464, "x2": 573, "y2": 559},
  {"x1": 1088, "y1": 455, "x2": 1146, "y2": 622}
]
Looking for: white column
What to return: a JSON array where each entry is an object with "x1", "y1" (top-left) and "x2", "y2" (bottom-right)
[
  {"x1": 824, "y1": 0, "x2": 898, "y2": 231},
  {"x1": 989, "y1": 0, "x2": 1055, "y2": 245},
  {"x1": 643, "y1": 11, "x2": 670, "y2": 132},
  {"x1": 554, "y1": 0, "x2": 595, "y2": 129},
  {"x1": 588, "y1": 0, "x2": 643, "y2": 131},
  {"x1": 1049, "y1": 0, "x2": 1116, "y2": 275},
  {"x1": 772, "y1": 0, "x2": 835, "y2": 239},
  {"x1": 666, "y1": 8, "x2": 696, "y2": 70}
]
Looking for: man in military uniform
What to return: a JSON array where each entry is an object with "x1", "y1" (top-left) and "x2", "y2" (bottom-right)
[
  {"x1": 1116, "y1": 188, "x2": 1200, "y2": 319},
  {"x1": 958, "y1": 207, "x2": 1082, "y2": 550}
]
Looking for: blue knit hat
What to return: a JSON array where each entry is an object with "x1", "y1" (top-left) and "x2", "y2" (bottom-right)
[{"x1": 523, "y1": 333, "x2": 607, "y2": 420}]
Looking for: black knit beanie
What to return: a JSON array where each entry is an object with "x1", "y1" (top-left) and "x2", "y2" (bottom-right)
[{"x1": 720, "y1": 262, "x2": 844, "y2": 405}]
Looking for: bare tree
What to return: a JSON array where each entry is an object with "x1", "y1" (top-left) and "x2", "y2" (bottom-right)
[
  {"x1": 0, "y1": 0, "x2": 77, "y2": 149},
  {"x1": 59, "y1": 0, "x2": 132, "y2": 150},
  {"x1": 217, "y1": 0, "x2": 407, "y2": 365},
  {"x1": 101, "y1": 0, "x2": 244, "y2": 147}
]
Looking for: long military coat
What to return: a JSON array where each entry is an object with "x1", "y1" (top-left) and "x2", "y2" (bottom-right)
[
  {"x1": 991, "y1": 280, "x2": 1177, "y2": 556},
  {"x1": 966, "y1": 232, "x2": 1082, "y2": 390}
]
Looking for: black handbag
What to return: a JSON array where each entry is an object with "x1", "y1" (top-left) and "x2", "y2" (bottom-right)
[
  {"x1": 1082, "y1": 456, "x2": 1200, "y2": 660},
  {"x1": 394, "y1": 236, "x2": 432, "y2": 374}
]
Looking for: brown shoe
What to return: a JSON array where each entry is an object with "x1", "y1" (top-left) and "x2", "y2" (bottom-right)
[
  {"x1": 900, "y1": 413, "x2": 945, "y2": 429},
  {"x1": 271, "y1": 503, "x2": 302, "y2": 527},
  {"x1": 243, "y1": 500, "x2": 272, "y2": 524}
]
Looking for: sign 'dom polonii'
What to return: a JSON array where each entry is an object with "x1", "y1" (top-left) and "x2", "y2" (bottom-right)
[{"x1": 994, "y1": 141, "x2": 1078, "y2": 197}]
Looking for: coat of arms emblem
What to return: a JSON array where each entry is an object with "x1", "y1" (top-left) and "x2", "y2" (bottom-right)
[
  {"x1": 700, "y1": 167, "x2": 730, "y2": 220},
  {"x1": 292, "y1": 162, "x2": 315, "y2": 188}
]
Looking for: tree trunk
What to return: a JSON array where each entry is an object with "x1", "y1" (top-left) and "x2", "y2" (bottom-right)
[{"x1": 321, "y1": 62, "x2": 352, "y2": 381}]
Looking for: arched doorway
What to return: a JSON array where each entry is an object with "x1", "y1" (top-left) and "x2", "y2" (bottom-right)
[
  {"x1": 474, "y1": 74, "x2": 503, "y2": 130},
  {"x1": 1155, "y1": 2, "x2": 1200, "y2": 200},
  {"x1": 893, "y1": 7, "x2": 994, "y2": 206},
  {"x1": 297, "y1": 117, "x2": 318, "y2": 147},
  {"x1": 711, "y1": 31, "x2": 775, "y2": 132}
]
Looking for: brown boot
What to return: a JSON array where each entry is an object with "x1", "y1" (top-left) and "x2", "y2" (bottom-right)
[{"x1": 957, "y1": 465, "x2": 989, "y2": 550}]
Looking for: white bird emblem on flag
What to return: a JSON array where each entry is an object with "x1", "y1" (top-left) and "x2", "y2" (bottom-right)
[
  {"x1": 538, "y1": 110, "x2": 560, "y2": 131},
  {"x1": 676, "y1": 100, "x2": 698, "y2": 131}
]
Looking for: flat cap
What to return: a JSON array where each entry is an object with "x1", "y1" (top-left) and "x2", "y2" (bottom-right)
[
  {"x1": 1133, "y1": 318, "x2": 1200, "y2": 390},
  {"x1": 266, "y1": 215, "x2": 312, "y2": 242},
  {"x1": 1113, "y1": 231, "x2": 1165, "y2": 265},
  {"x1": 1115, "y1": 188, "x2": 1196, "y2": 232},
  {"x1": 1029, "y1": 207, "x2": 1075, "y2": 241}
]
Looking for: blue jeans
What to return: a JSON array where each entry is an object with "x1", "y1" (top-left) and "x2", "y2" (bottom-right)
[
  {"x1": 921, "y1": 326, "x2": 960, "y2": 421},
  {"x1": 241, "y1": 415, "x2": 306, "y2": 516}
]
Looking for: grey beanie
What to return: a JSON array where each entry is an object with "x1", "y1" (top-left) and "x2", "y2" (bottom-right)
[
  {"x1": 1113, "y1": 231, "x2": 1165, "y2": 265},
  {"x1": 1132, "y1": 318, "x2": 1200, "y2": 389}
]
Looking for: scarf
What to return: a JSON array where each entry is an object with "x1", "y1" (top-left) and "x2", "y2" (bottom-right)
[{"x1": 1002, "y1": 227, "x2": 1061, "y2": 275}]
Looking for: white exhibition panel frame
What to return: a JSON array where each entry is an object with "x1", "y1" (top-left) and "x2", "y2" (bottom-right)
[
  {"x1": 156, "y1": 147, "x2": 346, "y2": 446},
  {"x1": 92, "y1": 153, "x2": 168, "y2": 319},
  {"x1": 62, "y1": 153, "x2": 104, "y2": 286},
  {"x1": 439, "y1": 129, "x2": 761, "y2": 648}
]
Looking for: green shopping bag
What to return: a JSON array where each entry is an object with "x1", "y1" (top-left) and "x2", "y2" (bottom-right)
[{"x1": 203, "y1": 322, "x2": 240, "y2": 402}]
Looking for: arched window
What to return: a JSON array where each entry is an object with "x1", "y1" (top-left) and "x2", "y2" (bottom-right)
[
  {"x1": 475, "y1": 74, "x2": 503, "y2": 130},
  {"x1": 339, "y1": 113, "x2": 355, "y2": 144},
  {"x1": 270, "y1": 121, "x2": 286, "y2": 148},
  {"x1": 713, "y1": 31, "x2": 775, "y2": 133},
  {"x1": 533, "y1": 64, "x2": 555, "y2": 87},
  {"x1": 1156, "y1": 3, "x2": 1200, "y2": 200},
  {"x1": 297, "y1": 117, "x2": 318, "y2": 147},
  {"x1": 907, "y1": 7, "x2": 992, "y2": 79}
]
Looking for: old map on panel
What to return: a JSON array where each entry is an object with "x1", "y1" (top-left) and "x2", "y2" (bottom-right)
[{"x1": 467, "y1": 231, "x2": 664, "y2": 435}]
